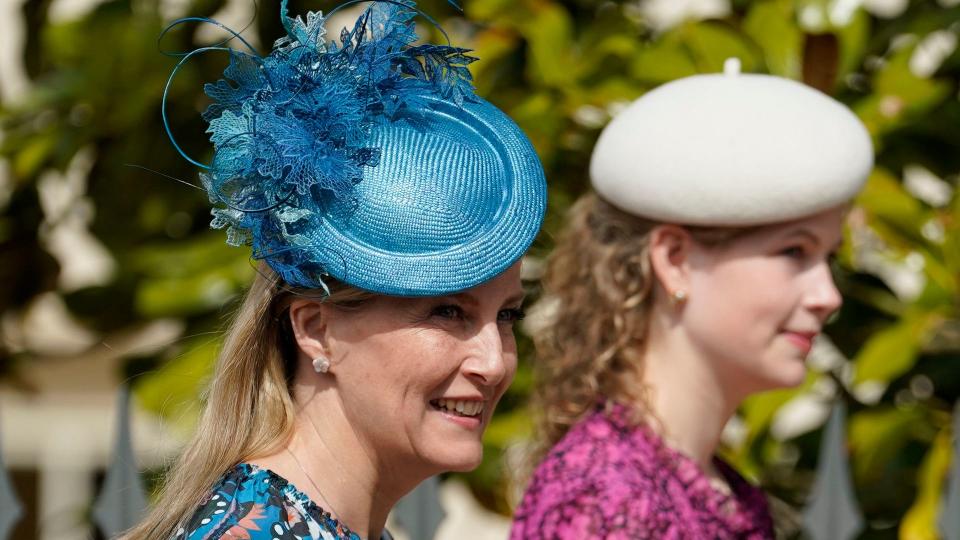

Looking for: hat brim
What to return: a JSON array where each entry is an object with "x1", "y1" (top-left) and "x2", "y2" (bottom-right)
[{"x1": 288, "y1": 96, "x2": 546, "y2": 297}]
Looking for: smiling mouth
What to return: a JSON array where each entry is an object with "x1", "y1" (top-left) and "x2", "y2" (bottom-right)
[{"x1": 430, "y1": 398, "x2": 484, "y2": 418}]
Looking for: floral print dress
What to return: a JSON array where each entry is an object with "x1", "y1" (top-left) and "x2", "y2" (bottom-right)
[
  {"x1": 173, "y1": 463, "x2": 393, "y2": 540},
  {"x1": 511, "y1": 402, "x2": 775, "y2": 539}
]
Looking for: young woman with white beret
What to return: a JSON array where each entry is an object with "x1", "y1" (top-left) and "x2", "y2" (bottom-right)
[{"x1": 510, "y1": 59, "x2": 873, "y2": 539}]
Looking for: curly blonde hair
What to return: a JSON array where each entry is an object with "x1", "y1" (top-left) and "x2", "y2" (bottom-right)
[{"x1": 529, "y1": 193, "x2": 746, "y2": 462}]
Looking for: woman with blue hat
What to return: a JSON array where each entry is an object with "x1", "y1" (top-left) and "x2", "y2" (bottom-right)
[
  {"x1": 510, "y1": 59, "x2": 872, "y2": 539},
  {"x1": 123, "y1": 2, "x2": 546, "y2": 539}
]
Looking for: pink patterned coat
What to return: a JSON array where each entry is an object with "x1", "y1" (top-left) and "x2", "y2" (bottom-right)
[{"x1": 511, "y1": 403, "x2": 775, "y2": 539}]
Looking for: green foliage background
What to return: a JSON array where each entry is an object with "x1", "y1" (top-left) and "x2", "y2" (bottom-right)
[{"x1": 2, "y1": 0, "x2": 960, "y2": 538}]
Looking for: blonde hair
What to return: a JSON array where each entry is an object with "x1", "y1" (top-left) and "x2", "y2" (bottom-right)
[
  {"x1": 122, "y1": 265, "x2": 374, "y2": 540},
  {"x1": 529, "y1": 193, "x2": 747, "y2": 462}
]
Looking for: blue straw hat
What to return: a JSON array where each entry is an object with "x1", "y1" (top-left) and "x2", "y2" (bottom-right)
[{"x1": 163, "y1": 1, "x2": 546, "y2": 296}]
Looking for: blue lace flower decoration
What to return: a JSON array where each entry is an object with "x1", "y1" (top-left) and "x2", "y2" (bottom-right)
[{"x1": 166, "y1": 0, "x2": 477, "y2": 289}]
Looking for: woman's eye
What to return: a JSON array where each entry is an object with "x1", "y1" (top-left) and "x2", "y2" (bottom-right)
[
  {"x1": 498, "y1": 308, "x2": 526, "y2": 323},
  {"x1": 431, "y1": 304, "x2": 465, "y2": 320},
  {"x1": 780, "y1": 246, "x2": 806, "y2": 259}
]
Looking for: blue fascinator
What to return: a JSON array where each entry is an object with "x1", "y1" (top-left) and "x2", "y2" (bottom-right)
[{"x1": 163, "y1": 0, "x2": 546, "y2": 296}]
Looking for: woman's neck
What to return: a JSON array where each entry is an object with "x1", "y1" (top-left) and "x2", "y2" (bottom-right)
[
  {"x1": 253, "y1": 389, "x2": 426, "y2": 539},
  {"x1": 640, "y1": 322, "x2": 741, "y2": 471}
]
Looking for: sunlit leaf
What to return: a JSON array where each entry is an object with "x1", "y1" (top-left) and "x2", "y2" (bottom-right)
[
  {"x1": 679, "y1": 21, "x2": 759, "y2": 74},
  {"x1": 13, "y1": 134, "x2": 57, "y2": 178},
  {"x1": 853, "y1": 312, "x2": 934, "y2": 385},
  {"x1": 743, "y1": 0, "x2": 801, "y2": 78},
  {"x1": 900, "y1": 426, "x2": 953, "y2": 540},
  {"x1": 134, "y1": 337, "x2": 221, "y2": 434},
  {"x1": 630, "y1": 40, "x2": 699, "y2": 84},
  {"x1": 849, "y1": 406, "x2": 924, "y2": 481},
  {"x1": 522, "y1": 3, "x2": 575, "y2": 87}
]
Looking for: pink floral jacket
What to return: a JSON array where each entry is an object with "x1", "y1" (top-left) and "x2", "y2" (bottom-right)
[{"x1": 510, "y1": 403, "x2": 775, "y2": 539}]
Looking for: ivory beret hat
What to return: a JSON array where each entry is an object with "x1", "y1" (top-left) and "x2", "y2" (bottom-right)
[{"x1": 590, "y1": 60, "x2": 873, "y2": 226}]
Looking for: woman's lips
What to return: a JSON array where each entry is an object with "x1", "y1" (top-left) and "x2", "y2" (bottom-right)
[{"x1": 783, "y1": 331, "x2": 816, "y2": 354}]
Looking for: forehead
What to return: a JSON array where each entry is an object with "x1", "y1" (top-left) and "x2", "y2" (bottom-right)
[
  {"x1": 364, "y1": 262, "x2": 525, "y2": 311},
  {"x1": 734, "y1": 205, "x2": 847, "y2": 242},
  {"x1": 766, "y1": 205, "x2": 847, "y2": 237}
]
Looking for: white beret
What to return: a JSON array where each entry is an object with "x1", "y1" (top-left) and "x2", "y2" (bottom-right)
[{"x1": 590, "y1": 59, "x2": 873, "y2": 226}]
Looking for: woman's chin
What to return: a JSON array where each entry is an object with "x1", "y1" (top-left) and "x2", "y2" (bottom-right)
[
  {"x1": 421, "y1": 443, "x2": 484, "y2": 473},
  {"x1": 757, "y1": 359, "x2": 809, "y2": 392}
]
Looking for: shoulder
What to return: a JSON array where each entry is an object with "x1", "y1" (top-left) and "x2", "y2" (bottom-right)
[
  {"x1": 715, "y1": 459, "x2": 775, "y2": 534},
  {"x1": 522, "y1": 406, "x2": 670, "y2": 491},
  {"x1": 172, "y1": 464, "x2": 341, "y2": 540},
  {"x1": 510, "y1": 412, "x2": 679, "y2": 539}
]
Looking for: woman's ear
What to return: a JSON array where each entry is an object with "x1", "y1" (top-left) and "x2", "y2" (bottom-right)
[
  {"x1": 288, "y1": 298, "x2": 329, "y2": 361},
  {"x1": 648, "y1": 225, "x2": 693, "y2": 300}
]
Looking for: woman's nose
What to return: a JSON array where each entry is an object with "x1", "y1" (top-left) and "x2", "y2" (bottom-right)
[
  {"x1": 805, "y1": 261, "x2": 843, "y2": 321},
  {"x1": 462, "y1": 322, "x2": 509, "y2": 387}
]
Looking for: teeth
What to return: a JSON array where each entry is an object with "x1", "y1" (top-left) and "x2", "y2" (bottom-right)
[{"x1": 434, "y1": 398, "x2": 483, "y2": 417}]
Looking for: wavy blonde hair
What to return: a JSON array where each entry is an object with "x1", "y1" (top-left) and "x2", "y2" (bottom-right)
[
  {"x1": 529, "y1": 193, "x2": 747, "y2": 462},
  {"x1": 122, "y1": 265, "x2": 374, "y2": 540}
]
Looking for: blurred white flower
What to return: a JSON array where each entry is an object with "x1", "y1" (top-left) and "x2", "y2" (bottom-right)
[
  {"x1": 852, "y1": 380, "x2": 888, "y2": 405},
  {"x1": 521, "y1": 295, "x2": 562, "y2": 338},
  {"x1": 909, "y1": 30, "x2": 958, "y2": 78},
  {"x1": 573, "y1": 105, "x2": 609, "y2": 129},
  {"x1": 0, "y1": 0, "x2": 30, "y2": 104},
  {"x1": 829, "y1": 0, "x2": 863, "y2": 27},
  {"x1": 520, "y1": 255, "x2": 546, "y2": 281},
  {"x1": 37, "y1": 147, "x2": 116, "y2": 291},
  {"x1": 863, "y1": 0, "x2": 909, "y2": 18},
  {"x1": 721, "y1": 414, "x2": 748, "y2": 450},
  {"x1": 770, "y1": 393, "x2": 833, "y2": 441},
  {"x1": 921, "y1": 219, "x2": 946, "y2": 243},
  {"x1": 799, "y1": 4, "x2": 828, "y2": 31},
  {"x1": 635, "y1": 0, "x2": 730, "y2": 32},
  {"x1": 807, "y1": 335, "x2": 848, "y2": 373},
  {"x1": 21, "y1": 293, "x2": 99, "y2": 356},
  {"x1": 903, "y1": 164, "x2": 954, "y2": 207}
]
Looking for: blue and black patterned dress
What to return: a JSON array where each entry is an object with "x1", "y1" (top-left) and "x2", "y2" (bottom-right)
[{"x1": 173, "y1": 463, "x2": 394, "y2": 540}]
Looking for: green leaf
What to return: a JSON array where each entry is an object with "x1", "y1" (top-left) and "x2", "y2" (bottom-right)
[
  {"x1": 13, "y1": 134, "x2": 57, "y2": 178},
  {"x1": 740, "y1": 371, "x2": 820, "y2": 444},
  {"x1": 484, "y1": 407, "x2": 533, "y2": 448},
  {"x1": 522, "y1": 3, "x2": 576, "y2": 87},
  {"x1": 678, "y1": 21, "x2": 760, "y2": 74},
  {"x1": 874, "y1": 44, "x2": 952, "y2": 114},
  {"x1": 856, "y1": 169, "x2": 929, "y2": 242},
  {"x1": 899, "y1": 426, "x2": 952, "y2": 540},
  {"x1": 853, "y1": 312, "x2": 932, "y2": 385},
  {"x1": 849, "y1": 406, "x2": 924, "y2": 481},
  {"x1": 134, "y1": 337, "x2": 221, "y2": 434},
  {"x1": 131, "y1": 234, "x2": 254, "y2": 317},
  {"x1": 630, "y1": 41, "x2": 699, "y2": 84},
  {"x1": 835, "y1": 7, "x2": 870, "y2": 79},
  {"x1": 743, "y1": 0, "x2": 802, "y2": 78}
]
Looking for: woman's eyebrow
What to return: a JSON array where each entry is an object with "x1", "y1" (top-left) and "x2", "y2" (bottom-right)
[
  {"x1": 504, "y1": 292, "x2": 527, "y2": 306},
  {"x1": 783, "y1": 229, "x2": 820, "y2": 244},
  {"x1": 784, "y1": 229, "x2": 843, "y2": 251},
  {"x1": 451, "y1": 291, "x2": 526, "y2": 306}
]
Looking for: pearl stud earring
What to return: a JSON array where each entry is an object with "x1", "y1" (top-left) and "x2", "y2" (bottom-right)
[{"x1": 312, "y1": 356, "x2": 330, "y2": 374}]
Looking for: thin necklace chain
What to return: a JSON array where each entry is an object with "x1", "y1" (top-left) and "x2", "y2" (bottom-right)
[
  {"x1": 289, "y1": 407, "x2": 392, "y2": 539},
  {"x1": 302, "y1": 407, "x2": 389, "y2": 511},
  {"x1": 284, "y1": 445, "x2": 345, "y2": 526}
]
